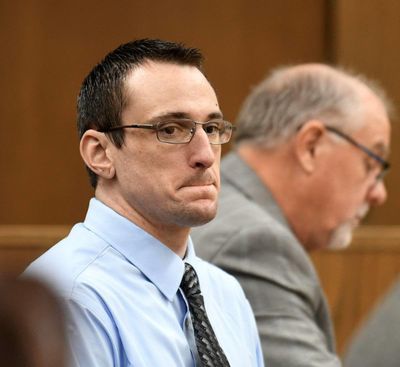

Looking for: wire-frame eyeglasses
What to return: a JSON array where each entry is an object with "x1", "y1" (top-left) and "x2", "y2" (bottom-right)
[
  {"x1": 99, "y1": 119, "x2": 235, "y2": 145},
  {"x1": 326, "y1": 126, "x2": 390, "y2": 181}
]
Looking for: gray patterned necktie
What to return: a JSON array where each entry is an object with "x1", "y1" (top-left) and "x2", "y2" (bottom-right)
[{"x1": 180, "y1": 263, "x2": 230, "y2": 367}]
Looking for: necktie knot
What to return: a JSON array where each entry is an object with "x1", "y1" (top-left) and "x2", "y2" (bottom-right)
[{"x1": 181, "y1": 263, "x2": 202, "y2": 299}]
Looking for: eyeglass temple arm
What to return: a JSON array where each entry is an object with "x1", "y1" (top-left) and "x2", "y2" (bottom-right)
[
  {"x1": 98, "y1": 124, "x2": 156, "y2": 133},
  {"x1": 325, "y1": 126, "x2": 389, "y2": 169}
]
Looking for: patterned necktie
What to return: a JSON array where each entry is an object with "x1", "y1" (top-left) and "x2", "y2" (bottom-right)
[{"x1": 180, "y1": 263, "x2": 230, "y2": 367}]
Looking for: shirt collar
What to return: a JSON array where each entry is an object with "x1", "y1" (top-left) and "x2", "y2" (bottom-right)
[{"x1": 83, "y1": 198, "x2": 193, "y2": 301}]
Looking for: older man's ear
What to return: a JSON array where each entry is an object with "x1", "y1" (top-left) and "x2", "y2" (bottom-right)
[{"x1": 294, "y1": 120, "x2": 326, "y2": 174}]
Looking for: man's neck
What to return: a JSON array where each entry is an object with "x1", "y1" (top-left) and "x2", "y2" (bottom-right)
[{"x1": 95, "y1": 191, "x2": 190, "y2": 258}]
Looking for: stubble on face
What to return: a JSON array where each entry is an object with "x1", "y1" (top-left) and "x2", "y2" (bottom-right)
[
  {"x1": 111, "y1": 139, "x2": 221, "y2": 233},
  {"x1": 173, "y1": 175, "x2": 220, "y2": 227},
  {"x1": 327, "y1": 203, "x2": 370, "y2": 250}
]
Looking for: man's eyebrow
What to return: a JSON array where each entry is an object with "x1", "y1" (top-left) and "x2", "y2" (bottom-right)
[
  {"x1": 208, "y1": 112, "x2": 224, "y2": 120},
  {"x1": 372, "y1": 142, "x2": 390, "y2": 158},
  {"x1": 151, "y1": 111, "x2": 224, "y2": 121}
]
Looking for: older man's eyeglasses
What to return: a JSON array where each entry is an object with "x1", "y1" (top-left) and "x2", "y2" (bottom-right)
[
  {"x1": 99, "y1": 119, "x2": 235, "y2": 145},
  {"x1": 326, "y1": 126, "x2": 390, "y2": 181}
]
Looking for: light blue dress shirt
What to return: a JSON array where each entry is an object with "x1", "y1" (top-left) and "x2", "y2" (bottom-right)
[{"x1": 24, "y1": 198, "x2": 264, "y2": 367}]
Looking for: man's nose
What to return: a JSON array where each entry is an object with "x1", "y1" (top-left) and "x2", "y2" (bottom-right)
[
  {"x1": 367, "y1": 179, "x2": 388, "y2": 207},
  {"x1": 187, "y1": 127, "x2": 219, "y2": 169}
]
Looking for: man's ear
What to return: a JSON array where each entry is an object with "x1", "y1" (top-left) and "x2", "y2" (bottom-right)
[
  {"x1": 293, "y1": 120, "x2": 326, "y2": 173},
  {"x1": 79, "y1": 130, "x2": 116, "y2": 180}
]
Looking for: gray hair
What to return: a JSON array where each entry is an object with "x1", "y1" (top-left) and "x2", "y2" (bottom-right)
[{"x1": 234, "y1": 64, "x2": 392, "y2": 148}]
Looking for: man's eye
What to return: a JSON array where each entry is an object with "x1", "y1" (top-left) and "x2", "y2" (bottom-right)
[
  {"x1": 158, "y1": 123, "x2": 184, "y2": 135},
  {"x1": 365, "y1": 157, "x2": 378, "y2": 173},
  {"x1": 161, "y1": 126, "x2": 177, "y2": 135},
  {"x1": 204, "y1": 123, "x2": 221, "y2": 135}
]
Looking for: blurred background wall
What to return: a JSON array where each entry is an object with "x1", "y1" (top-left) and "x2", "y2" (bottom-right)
[{"x1": 2, "y1": 0, "x2": 398, "y2": 225}]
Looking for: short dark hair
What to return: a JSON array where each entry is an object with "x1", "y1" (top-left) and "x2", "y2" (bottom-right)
[{"x1": 77, "y1": 38, "x2": 205, "y2": 188}]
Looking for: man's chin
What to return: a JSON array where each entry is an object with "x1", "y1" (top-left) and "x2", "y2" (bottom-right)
[
  {"x1": 327, "y1": 222, "x2": 354, "y2": 250},
  {"x1": 189, "y1": 209, "x2": 217, "y2": 227},
  {"x1": 174, "y1": 202, "x2": 218, "y2": 227}
]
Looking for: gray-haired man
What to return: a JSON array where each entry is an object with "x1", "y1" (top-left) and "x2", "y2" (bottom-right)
[{"x1": 192, "y1": 64, "x2": 391, "y2": 366}]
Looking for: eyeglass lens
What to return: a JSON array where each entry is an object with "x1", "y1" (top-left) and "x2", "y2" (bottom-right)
[{"x1": 156, "y1": 120, "x2": 232, "y2": 144}]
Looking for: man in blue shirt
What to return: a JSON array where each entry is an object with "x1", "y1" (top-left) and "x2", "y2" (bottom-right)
[{"x1": 24, "y1": 39, "x2": 264, "y2": 366}]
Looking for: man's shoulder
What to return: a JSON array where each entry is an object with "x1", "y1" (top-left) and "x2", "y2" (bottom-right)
[
  {"x1": 192, "y1": 175, "x2": 320, "y2": 299},
  {"x1": 23, "y1": 223, "x2": 112, "y2": 297},
  {"x1": 193, "y1": 178, "x2": 297, "y2": 260},
  {"x1": 219, "y1": 181, "x2": 269, "y2": 221}
]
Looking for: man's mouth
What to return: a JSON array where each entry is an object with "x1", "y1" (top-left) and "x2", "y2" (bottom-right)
[{"x1": 179, "y1": 173, "x2": 216, "y2": 189}]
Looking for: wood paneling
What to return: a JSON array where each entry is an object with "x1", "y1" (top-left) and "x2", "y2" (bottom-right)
[
  {"x1": 0, "y1": 225, "x2": 70, "y2": 275},
  {"x1": 0, "y1": 0, "x2": 327, "y2": 224}
]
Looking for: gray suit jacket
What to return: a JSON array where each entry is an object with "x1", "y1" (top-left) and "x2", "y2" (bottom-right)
[
  {"x1": 344, "y1": 277, "x2": 400, "y2": 367},
  {"x1": 192, "y1": 152, "x2": 341, "y2": 367}
]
